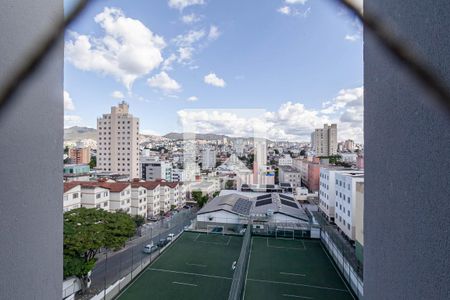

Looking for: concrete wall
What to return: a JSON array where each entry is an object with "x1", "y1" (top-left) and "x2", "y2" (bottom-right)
[
  {"x1": 0, "y1": 1, "x2": 63, "y2": 299},
  {"x1": 364, "y1": 0, "x2": 450, "y2": 299}
]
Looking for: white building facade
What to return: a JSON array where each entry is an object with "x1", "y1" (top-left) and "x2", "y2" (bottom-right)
[{"x1": 334, "y1": 171, "x2": 364, "y2": 241}]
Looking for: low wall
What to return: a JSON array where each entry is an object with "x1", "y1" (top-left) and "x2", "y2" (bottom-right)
[{"x1": 321, "y1": 230, "x2": 363, "y2": 298}]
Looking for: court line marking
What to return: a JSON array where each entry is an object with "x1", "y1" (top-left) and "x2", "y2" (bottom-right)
[
  {"x1": 115, "y1": 233, "x2": 180, "y2": 299},
  {"x1": 172, "y1": 281, "x2": 198, "y2": 287},
  {"x1": 282, "y1": 294, "x2": 313, "y2": 299},
  {"x1": 194, "y1": 235, "x2": 232, "y2": 246},
  {"x1": 280, "y1": 272, "x2": 306, "y2": 277},
  {"x1": 242, "y1": 236, "x2": 253, "y2": 300},
  {"x1": 148, "y1": 267, "x2": 233, "y2": 280},
  {"x1": 319, "y1": 244, "x2": 356, "y2": 300},
  {"x1": 186, "y1": 262, "x2": 207, "y2": 268},
  {"x1": 266, "y1": 237, "x2": 306, "y2": 250},
  {"x1": 246, "y1": 278, "x2": 350, "y2": 293}
]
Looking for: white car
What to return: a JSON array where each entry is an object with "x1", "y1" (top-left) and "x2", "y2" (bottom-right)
[
  {"x1": 166, "y1": 233, "x2": 175, "y2": 241},
  {"x1": 143, "y1": 242, "x2": 157, "y2": 254}
]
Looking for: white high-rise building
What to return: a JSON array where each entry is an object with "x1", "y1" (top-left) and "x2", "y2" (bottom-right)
[
  {"x1": 97, "y1": 101, "x2": 140, "y2": 179},
  {"x1": 201, "y1": 148, "x2": 216, "y2": 170},
  {"x1": 311, "y1": 124, "x2": 337, "y2": 157}
]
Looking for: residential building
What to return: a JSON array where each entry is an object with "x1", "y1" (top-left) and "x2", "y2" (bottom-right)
[
  {"x1": 340, "y1": 153, "x2": 358, "y2": 164},
  {"x1": 96, "y1": 101, "x2": 140, "y2": 179},
  {"x1": 278, "y1": 165, "x2": 301, "y2": 187},
  {"x1": 130, "y1": 185, "x2": 148, "y2": 218},
  {"x1": 103, "y1": 182, "x2": 131, "y2": 213},
  {"x1": 278, "y1": 154, "x2": 293, "y2": 166},
  {"x1": 318, "y1": 167, "x2": 350, "y2": 222},
  {"x1": 79, "y1": 183, "x2": 110, "y2": 211},
  {"x1": 140, "y1": 156, "x2": 172, "y2": 181},
  {"x1": 355, "y1": 181, "x2": 364, "y2": 263},
  {"x1": 334, "y1": 171, "x2": 364, "y2": 241},
  {"x1": 131, "y1": 180, "x2": 161, "y2": 217},
  {"x1": 63, "y1": 183, "x2": 81, "y2": 212},
  {"x1": 344, "y1": 139, "x2": 355, "y2": 152},
  {"x1": 311, "y1": 124, "x2": 337, "y2": 156},
  {"x1": 201, "y1": 148, "x2": 216, "y2": 170},
  {"x1": 68, "y1": 146, "x2": 90, "y2": 164},
  {"x1": 159, "y1": 184, "x2": 171, "y2": 213}
]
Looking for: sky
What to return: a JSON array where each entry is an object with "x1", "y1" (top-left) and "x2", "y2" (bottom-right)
[{"x1": 64, "y1": 0, "x2": 363, "y2": 142}]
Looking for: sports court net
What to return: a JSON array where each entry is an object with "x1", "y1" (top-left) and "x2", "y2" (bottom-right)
[
  {"x1": 275, "y1": 227, "x2": 294, "y2": 240},
  {"x1": 227, "y1": 223, "x2": 251, "y2": 300}
]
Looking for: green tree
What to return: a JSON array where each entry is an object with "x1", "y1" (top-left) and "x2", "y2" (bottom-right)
[
  {"x1": 64, "y1": 208, "x2": 136, "y2": 289},
  {"x1": 225, "y1": 180, "x2": 234, "y2": 190},
  {"x1": 132, "y1": 215, "x2": 145, "y2": 227},
  {"x1": 192, "y1": 191, "x2": 208, "y2": 207},
  {"x1": 88, "y1": 156, "x2": 96, "y2": 169},
  {"x1": 212, "y1": 191, "x2": 220, "y2": 197}
]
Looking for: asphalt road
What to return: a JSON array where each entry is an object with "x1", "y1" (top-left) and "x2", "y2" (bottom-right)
[{"x1": 87, "y1": 208, "x2": 196, "y2": 294}]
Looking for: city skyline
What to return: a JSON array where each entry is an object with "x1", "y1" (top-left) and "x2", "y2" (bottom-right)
[{"x1": 64, "y1": 0, "x2": 363, "y2": 143}]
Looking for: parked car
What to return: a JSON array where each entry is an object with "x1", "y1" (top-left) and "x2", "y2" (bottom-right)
[
  {"x1": 157, "y1": 238, "x2": 169, "y2": 248},
  {"x1": 147, "y1": 216, "x2": 159, "y2": 222},
  {"x1": 143, "y1": 244, "x2": 158, "y2": 254},
  {"x1": 167, "y1": 233, "x2": 175, "y2": 241}
]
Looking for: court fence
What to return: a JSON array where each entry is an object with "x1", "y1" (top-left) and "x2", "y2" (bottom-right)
[
  {"x1": 190, "y1": 216, "x2": 321, "y2": 239},
  {"x1": 227, "y1": 221, "x2": 252, "y2": 300}
]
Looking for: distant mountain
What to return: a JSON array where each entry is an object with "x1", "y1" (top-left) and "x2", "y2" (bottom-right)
[
  {"x1": 163, "y1": 132, "x2": 230, "y2": 141},
  {"x1": 163, "y1": 132, "x2": 273, "y2": 143},
  {"x1": 64, "y1": 126, "x2": 96, "y2": 141}
]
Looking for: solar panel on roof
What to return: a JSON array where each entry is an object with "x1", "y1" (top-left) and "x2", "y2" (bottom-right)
[
  {"x1": 255, "y1": 198, "x2": 272, "y2": 207},
  {"x1": 279, "y1": 194, "x2": 295, "y2": 201},
  {"x1": 256, "y1": 194, "x2": 271, "y2": 200},
  {"x1": 280, "y1": 199, "x2": 298, "y2": 208},
  {"x1": 231, "y1": 198, "x2": 252, "y2": 215}
]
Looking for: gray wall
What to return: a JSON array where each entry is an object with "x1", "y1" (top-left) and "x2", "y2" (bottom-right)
[
  {"x1": 364, "y1": 1, "x2": 450, "y2": 299},
  {"x1": 0, "y1": 1, "x2": 63, "y2": 299}
]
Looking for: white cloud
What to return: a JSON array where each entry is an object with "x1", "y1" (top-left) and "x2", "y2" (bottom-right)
[
  {"x1": 345, "y1": 34, "x2": 360, "y2": 42},
  {"x1": 177, "y1": 87, "x2": 364, "y2": 142},
  {"x1": 208, "y1": 25, "x2": 221, "y2": 40},
  {"x1": 181, "y1": 13, "x2": 201, "y2": 24},
  {"x1": 64, "y1": 115, "x2": 82, "y2": 128},
  {"x1": 204, "y1": 73, "x2": 226, "y2": 87},
  {"x1": 277, "y1": 6, "x2": 292, "y2": 15},
  {"x1": 187, "y1": 96, "x2": 198, "y2": 102},
  {"x1": 65, "y1": 7, "x2": 166, "y2": 91},
  {"x1": 64, "y1": 90, "x2": 75, "y2": 111},
  {"x1": 177, "y1": 47, "x2": 194, "y2": 63},
  {"x1": 285, "y1": 0, "x2": 308, "y2": 4},
  {"x1": 147, "y1": 71, "x2": 182, "y2": 92},
  {"x1": 173, "y1": 29, "x2": 205, "y2": 47},
  {"x1": 168, "y1": 0, "x2": 205, "y2": 11},
  {"x1": 111, "y1": 90, "x2": 125, "y2": 99}
]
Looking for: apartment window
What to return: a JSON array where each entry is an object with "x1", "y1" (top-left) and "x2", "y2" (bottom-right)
[
  {"x1": 103, "y1": 202, "x2": 107, "y2": 207},
  {"x1": 96, "y1": 193, "x2": 101, "y2": 199},
  {"x1": 72, "y1": 193, "x2": 79, "y2": 199},
  {"x1": 96, "y1": 204, "x2": 100, "y2": 208},
  {"x1": 348, "y1": 211, "x2": 350, "y2": 217}
]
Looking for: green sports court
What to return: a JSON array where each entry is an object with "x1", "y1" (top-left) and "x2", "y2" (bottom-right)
[
  {"x1": 117, "y1": 232, "x2": 243, "y2": 300},
  {"x1": 243, "y1": 236, "x2": 355, "y2": 300}
]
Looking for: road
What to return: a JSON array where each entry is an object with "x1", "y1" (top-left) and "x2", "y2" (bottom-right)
[{"x1": 81, "y1": 208, "x2": 197, "y2": 298}]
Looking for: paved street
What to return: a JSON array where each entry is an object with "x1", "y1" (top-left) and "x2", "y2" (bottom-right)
[{"x1": 79, "y1": 208, "x2": 197, "y2": 298}]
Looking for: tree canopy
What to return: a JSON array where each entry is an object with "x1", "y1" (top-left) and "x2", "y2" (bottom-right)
[{"x1": 64, "y1": 208, "x2": 136, "y2": 279}]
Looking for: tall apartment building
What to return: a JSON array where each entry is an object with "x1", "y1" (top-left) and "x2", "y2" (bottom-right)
[
  {"x1": 68, "y1": 146, "x2": 90, "y2": 164},
  {"x1": 140, "y1": 157, "x2": 173, "y2": 181},
  {"x1": 201, "y1": 148, "x2": 216, "y2": 170},
  {"x1": 344, "y1": 139, "x2": 355, "y2": 152},
  {"x1": 96, "y1": 101, "x2": 140, "y2": 179},
  {"x1": 311, "y1": 124, "x2": 337, "y2": 157}
]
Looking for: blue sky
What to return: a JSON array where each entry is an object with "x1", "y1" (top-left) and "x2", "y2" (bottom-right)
[{"x1": 64, "y1": 0, "x2": 363, "y2": 142}]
